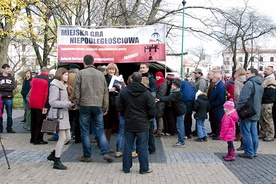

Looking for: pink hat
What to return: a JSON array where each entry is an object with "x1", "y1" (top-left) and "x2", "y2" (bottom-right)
[{"x1": 223, "y1": 98, "x2": 235, "y2": 111}]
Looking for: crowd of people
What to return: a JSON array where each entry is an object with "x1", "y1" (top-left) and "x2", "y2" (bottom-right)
[{"x1": 0, "y1": 56, "x2": 275, "y2": 173}]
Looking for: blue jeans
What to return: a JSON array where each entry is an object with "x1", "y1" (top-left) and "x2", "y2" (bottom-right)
[
  {"x1": 79, "y1": 106, "x2": 110, "y2": 158},
  {"x1": 176, "y1": 115, "x2": 185, "y2": 144},
  {"x1": 0, "y1": 99, "x2": 13, "y2": 132},
  {"x1": 196, "y1": 119, "x2": 207, "y2": 138},
  {"x1": 240, "y1": 119, "x2": 258, "y2": 156},
  {"x1": 116, "y1": 115, "x2": 125, "y2": 152},
  {"x1": 123, "y1": 131, "x2": 149, "y2": 173},
  {"x1": 116, "y1": 115, "x2": 137, "y2": 152}
]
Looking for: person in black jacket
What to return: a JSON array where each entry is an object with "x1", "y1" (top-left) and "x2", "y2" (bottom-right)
[
  {"x1": 117, "y1": 72, "x2": 156, "y2": 174},
  {"x1": 193, "y1": 93, "x2": 210, "y2": 142},
  {"x1": 156, "y1": 78, "x2": 187, "y2": 147},
  {"x1": 21, "y1": 70, "x2": 32, "y2": 123},
  {"x1": 0, "y1": 64, "x2": 17, "y2": 133}
]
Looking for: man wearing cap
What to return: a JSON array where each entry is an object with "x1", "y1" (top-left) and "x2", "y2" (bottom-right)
[
  {"x1": 157, "y1": 78, "x2": 186, "y2": 147},
  {"x1": 193, "y1": 68, "x2": 207, "y2": 93}
]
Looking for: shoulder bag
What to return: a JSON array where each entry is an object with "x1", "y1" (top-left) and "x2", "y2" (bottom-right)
[{"x1": 41, "y1": 89, "x2": 60, "y2": 133}]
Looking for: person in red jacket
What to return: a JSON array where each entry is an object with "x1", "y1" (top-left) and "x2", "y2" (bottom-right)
[{"x1": 29, "y1": 67, "x2": 50, "y2": 145}]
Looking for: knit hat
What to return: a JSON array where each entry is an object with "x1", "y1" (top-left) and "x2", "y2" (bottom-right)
[
  {"x1": 166, "y1": 74, "x2": 175, "y2": 81},
  {"x1": 155, "y1": 71, "x2": 164, "y2": 78},
  {"x1": 172, "y1": 78, "x2": 182, "y2": 88},
  {"x1": 223, "y1": 98, "x2": 235, "y2": 111}
]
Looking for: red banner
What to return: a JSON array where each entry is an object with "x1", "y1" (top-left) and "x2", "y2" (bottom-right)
[{"x1": 57, "y1": 25, "x2": 166, "y2": 63}]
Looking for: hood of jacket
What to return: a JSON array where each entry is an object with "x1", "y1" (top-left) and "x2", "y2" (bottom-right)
[
  {"x1": 198, "y1": 93, "x2": 208, "y2": 101},
  {"x1": 126, "y1": 82, "x2": 147, "y2": 97},
  {"x1": 228, "y1": 110, "x2": 239, "y2": 123},
  {"x1": 50, "y1": 79, "x2": 66, "y2": 90},
  {"x1": 246, "y1": 75, "x2": 263, "y2": 85}
]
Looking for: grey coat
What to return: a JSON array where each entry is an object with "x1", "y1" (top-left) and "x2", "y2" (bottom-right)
[
  {"x1": 236, "y1": 76, "x2": 264, "y2": 121},
  {"x1": 48, "y1": 79, "x2": 71, "y2": 130}
]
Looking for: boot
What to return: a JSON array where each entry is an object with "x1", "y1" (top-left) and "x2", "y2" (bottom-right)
[
  {"x1": 47, "y1": 150, "x2": 55, "y2": 161},
  {"x1": 237, "y1": 138, "x2": 244, "y2": 151},
  {"x1": 224, "y1": 148, "x2": 235, "y2": 161},
  {"x1": 223, "y1": 149, "x2": 230, "y2": 159},
  {"x1": 234, "y1": 133, "x2": 242, "y2": 141},
  {"x1": 53, "y1": 157, "x2": 67, "y2": 170}
]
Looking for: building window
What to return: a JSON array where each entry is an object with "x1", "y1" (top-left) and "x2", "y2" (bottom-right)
[
  {"x1": 270, "y1": 57, "x2": 274, "y2": 62},
  {"x1": 250, "y1": 56, "x2": 254, "y2": 62},
  {"x1": 259, "y1": 56, "x2": 263, "y2": 62},
  {"x1": 238, "y1": 57, "x2": 243, "y2": 62},
  {"x1": 22, "y1": 57, "x2": 26, "y2": 63},
  {"x1": 259, "y1": 66, "x2": 263, "y2": 71},
  {"x1": 47, "y1": 58, "x2": 50, "y2": 65}
]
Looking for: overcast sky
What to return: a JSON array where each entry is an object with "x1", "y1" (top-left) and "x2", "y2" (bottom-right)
[{"x1": 171, "y1": 0, "x2": 276, "y2": 66}]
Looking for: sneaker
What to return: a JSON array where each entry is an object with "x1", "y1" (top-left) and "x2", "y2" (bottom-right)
[
  {"x1": 172, "y1": 142, "x2": 185, "y2": 147},
  {"x1": 70, "y1": 135, "x2": 75, "y2": 140},
  {"x1": 238, "y1": 153, "x2": 253, "y2": 159},
  {"x1": 203, "y1": 136, "x2": 208, "y2": 141},
  {"x1": 139, "y1": 168, "x2": 153, "y2": 174},
  {"x1": 115, "y1": 152, "x2": 123, "y2": 158},
  {"x1": 103, "y1": 154, "x2": 113, "y2": 163},
  {"x1": 48, "y1": 137, "x2": 57, "y2": 141},
  {"x1": 132, "y1": 151, "x2": 138, "y2": 159},
  {"x1": 165, "y1": 133, "x2": 171, "y2": 136},
  {"x1": 194, "y1": 138, "x2": 203, "y2": 142},
  {"x1": 78, "y1": 156, "x2": 92, "y2": 162}
]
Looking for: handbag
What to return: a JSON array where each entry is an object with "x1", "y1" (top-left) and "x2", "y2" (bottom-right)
[
  {"x1": 238, "y1": 103, "x2": 256, "y2": 119},
  {"x1": 237, "y1": 81, "x2": 256, "y2": 119},
  {"x1": 41, "y1": 118, "x2": 59, "y2": 133},
  {"x1": 41, "y1": 88, "x2": 61, "y2": 133}
]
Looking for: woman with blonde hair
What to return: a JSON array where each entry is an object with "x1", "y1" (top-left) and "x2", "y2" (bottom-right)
[
  {"x1": 104, "y1": 63, "x2": 121, "y2": 153},
  {"x1": 234, "y1": 67, "x2": 246, "y2": 149}
]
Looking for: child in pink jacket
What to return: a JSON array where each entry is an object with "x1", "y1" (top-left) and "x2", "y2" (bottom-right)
[{"x1": 219, "y1": 99, "x2": 239, "y2": 161}]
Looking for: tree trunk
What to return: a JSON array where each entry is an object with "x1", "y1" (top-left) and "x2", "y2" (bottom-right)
[{"x1": 0, "y1": 36, "x2": 9, "y2": 67}]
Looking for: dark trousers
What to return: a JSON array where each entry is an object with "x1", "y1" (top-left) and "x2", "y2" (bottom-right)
[
  {"x1": 69, "y1": 110, "x2": 81, "y2": 142},
  {"x1": 148, "y1": 120, "x2": 155, "y2": 153},
  {"x1": 209, "y1": 110, "x2": 217, "y2": 135},
  {"x1": 184, "y1": 101, "x2": 193, "y2": 137},
  {"x1": 163, "y1": 106, "x2": 176, "y2": 135},
  {"x1": 273, "y1": 102, "x2": 276, "y2": 136},
  {"x1": 30, "y1": 108, "x2": 46, "y2": 143}
]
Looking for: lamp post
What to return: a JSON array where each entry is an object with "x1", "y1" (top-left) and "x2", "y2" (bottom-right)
[{"x1": 180, "y1": 0, "x2": 186, "y2": 78}]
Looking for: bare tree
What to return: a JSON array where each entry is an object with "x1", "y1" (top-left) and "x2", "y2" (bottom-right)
[{"x1": 184, "y1": 3, "x2": 276, "y2": 73}]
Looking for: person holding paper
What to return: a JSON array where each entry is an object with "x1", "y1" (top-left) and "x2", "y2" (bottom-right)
[{"x1": 104, "y1": 63, "x2": 123, "y2": 153}]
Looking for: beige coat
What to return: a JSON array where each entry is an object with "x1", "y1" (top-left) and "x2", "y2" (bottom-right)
[
  {"x1": 74, "y1": 66, "x2": 109, "y2": 111},
  {"x1": 48, "y1": 79, "x2": 71, "y2": 130},
  {"x1": 234, "y1": 75, "x2": 246, "y2": 103}
]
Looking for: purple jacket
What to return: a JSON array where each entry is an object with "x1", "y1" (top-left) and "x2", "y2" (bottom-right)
[{"x1": 219, "y1": 110, "x2": 239, "y2": 142}]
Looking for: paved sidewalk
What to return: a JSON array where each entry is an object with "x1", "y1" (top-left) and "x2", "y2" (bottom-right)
[{"x1": 0, "y1": 110, "x2": 276, "y2": 184}]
